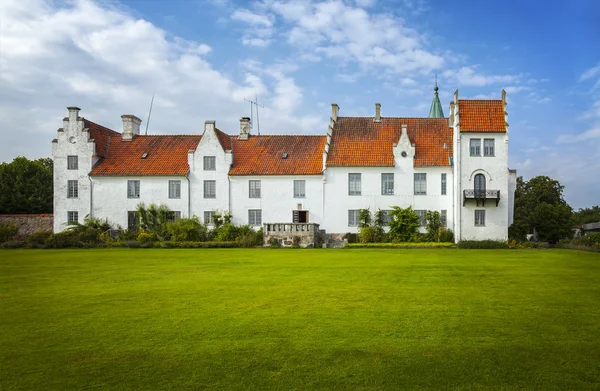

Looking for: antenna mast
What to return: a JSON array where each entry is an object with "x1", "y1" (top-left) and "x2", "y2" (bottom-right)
[
  {"x1": 145, "y1": 92, "x2": 155, "y2": 135},
  {"x1": 244, "y1": 95, "x2": 265, "y2": 135}
]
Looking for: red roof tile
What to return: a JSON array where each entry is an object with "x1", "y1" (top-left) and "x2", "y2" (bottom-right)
[
  {"x1": 229, "y1": 135, "x2": 326, "y2": 175},
  {"x1": 90, "y1": 134, "x2": 201, "y2": 176},
  {"x1": 327, "y1": 117, "x2": 453, "y2": 167},
  {"x1": 84, "y1": 119, "x2": 120, "y2": 157},
  {"x1": 215, "y1": 128, "x2": 232, "y2": 151},
  {"x1": 458, "y1": 100, "x2": 505, "y2": 132}
]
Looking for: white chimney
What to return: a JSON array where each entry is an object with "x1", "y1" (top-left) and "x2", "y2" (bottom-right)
[
  {"x1": 375, "y1": 103, "x2": 381, "y2": 122},
  {"x1": 331, "y1": 103, "x2": 340, "y2": 121},
  {"x1": 204, "y1": 120, "x2": 216, "y2": 134},
  {"x1": 121, "y1": 114, "x2": 142, "y2": 141},
  {"x1": 67, "y1": 107, "x2": 80, "y2": 123},
  {"x1": 239, "y1": 117, "x2": 250, "y2": 140}
]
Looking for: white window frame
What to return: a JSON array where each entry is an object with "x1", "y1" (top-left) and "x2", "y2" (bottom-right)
[
  {"x1": 67, "y1": 211, "x2": 78, "y2": 224},
  {"x1": 204, "y1": 211, "x2": 214, "y2": 225},
  {"x1": 168, "y1": 180, "x2": 181, "y2": 199},
  {"x1": 348, "y1": 173, "x2": 361, "y2": 196},
  {"x1": 249, "y1": 180, "x2": 261, "y2": 198},
  {"x1": 204, "y1": 180, "x2": 216, "y2": 199},
  {"x1": 348, "y1": 210, "x2": 359, "y2": 227},
  {"x1": 248, "y1": 209, "x2": 262, "y2": 226},
  {"x1": 470, "y1": 139, "x2": 481, "y2": 156},
  {"x1": 484, "y1": 139, "x2": 495, "y2": 157},
  {"x1": 475, "y1": 210, "x2": 486, "y2": 227},
  {"x1": 127, "y1": 180, "x2": 140, "y2": 198},
  {"x1": 380, "y1": 210, "x2": 392, "y2": 226},
  {"x1": 414, "y1": 173, "x2": 427, "y2": 195},
  {"x1": 415, "y1": 210, "x2": 427, "y2": 227},
  {"x1": 127, "y1": 211, "x2": 139, "y2": 230},
  {"x1": 441, "y1": 173, "x2": 447, "y2": 195},
  {"x1": 203, "y1": 156, "x2": 216, "y2": 171},
  {"x1": 67, "y1": 180, "x2": 78, "y2": 198},
  {"x1": 67, "y1": 156, "x2": 78, "y2": 170},
  {"x1": 381, "y1": 173, "x2": 394, "y2": 195},
  {"x1": 294, "y1": 180, "x2": 306, "y2": 198},
  {"x1": 167, "y1": 211, "x2": 181, "y2": 222}
]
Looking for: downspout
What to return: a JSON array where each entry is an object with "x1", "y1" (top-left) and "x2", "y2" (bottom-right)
[
  {"x1": 88, "y1": 175, "x2": 93, "y2": 218},
  {"x1": 186, "y1": 172, "x2": 191, "y2": 217}
]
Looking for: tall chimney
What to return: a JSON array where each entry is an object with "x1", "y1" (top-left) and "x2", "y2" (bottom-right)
[
  {"x1": 375, "y1": 103, "x2": 381, "y2": 122},
  {"x1": 67, "y1": 107, "x2": 80, "y2": 122},
  {"x1": 239, "y1": 117, "x2": 250, "y2": 140},
  {"x1": 121, "y1": 114, "x2": 142, "y2": 141},
  {"x1": 331, "y1": 103, "x2": 340, "y2": 121}
]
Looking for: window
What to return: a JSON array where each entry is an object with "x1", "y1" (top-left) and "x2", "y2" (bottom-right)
[
  {"x1": 474, "y1": 174, "x2": 486, "y2": 197},
  {"x1": 204, "y1": 180, "x2": 216, "y2": 198},
  {"x1": 67, "y1": 211, "x2": 78, "y2": 224},
  {"x1": 475, "y1": 210, "x2": 486, "y2": 226},
  {"x1": 484, "y1": 139, "x2": 495, "y2": 156},
  {"x1": 249, "y1": 180, "x2": 261, "y2": 198},
  {"x1": 441, "y1": 173, "x2": 447, "y2": 195},
  {"x1": 169, "y1": 180, "x2": 181, "y2": 199},
  {"x1": 348, "y1": 210, "x2": 359, "y2": 227},
  {"x1": 294, "y1": 180, "x2": 306, "y2": 198},
  {"x1": 127, "y1": 180, "x2": 140, "y2": 198},
  {"x1": 248, "y1": 209, "x2": 262, "y2": 226},
  {"x1": 204, "y1": 211, "x2": 214, "y2": 225},
  {"x1": 203, "y1": 156, "x2": 216, "y2": 170},
  {"x1": 441, "y1": 210, "x2": 447, "y2": 227},
  {"x1": 67, "y1": 156, "x2": 78, "y2": 170},
  {"x1": 381, "y1": 173, "x2": 394, "y2": 195},
  {"x1": 470, "y1": 139, "x2": 481, "y2": 156},
  {"x1": 380, "y1": 210, "x2": 392, "y2": 226},
  {"x1": 127, "y1": 211, "x2": 139, "y2": 230},
  {"x1": 414, "y1": 173, "x2": 427, "y2": 195},
  {"x1": 67, "y1": 180, "x2": 78, "y2": 198},
  {"x1": 415, "y1": 210, "x2": 427, "y2": 226},
  {"x1": 348, "y1": 173, "x2": 361, "y2": 195},
  {"x1": 167, "y1": 211, "x2": 181, "y2": 222}
]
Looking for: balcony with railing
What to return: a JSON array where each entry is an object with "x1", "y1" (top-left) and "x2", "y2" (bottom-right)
[{"x1": 463, "y1": 189, "x2": 500, "y2": 207}]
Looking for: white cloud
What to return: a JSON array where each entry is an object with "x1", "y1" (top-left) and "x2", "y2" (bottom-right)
[
  {"x1": 0, "y1": 0, "x2": 321, "y2": 162},
  {"x1": 443, "y1": 66, "x2": 521, "y2": 87},
  {"x1": 557, "y1": 127, "x2": 600, "y2": 144},
  {"x1": 580, "y1": 64, "x2": 600, "y2": 81},
  {"x1": 231, "y1": 8, "x2": 275, "y2": 47}
]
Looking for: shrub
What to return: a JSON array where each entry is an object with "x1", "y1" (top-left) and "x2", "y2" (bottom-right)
[
  {"x1": 346, "y1": 242, "x2": 454, "y2": 248},
  {"x1": 0, "y1": 222, "x2": 18, "y2": 243},
  {"x1": 268, "y1": 237, "x2": 280, "y2": 248},
  {"x1": 388, "y1": 206, "x2": 421, "y2": 242},
  {"x1": 457, "y1": 240, "x2": 509, "y2": 249},
  {"x1": 438, "y1": 228, "x2": 455, "y2": 243},
  {"x1": 26, "y1": 230, "x2": 53, "y2": 248},
  {"x1": 292, "y1": 236, "x2": 301, "y2": 248},
  {"x1": 425, "y1": 211, "x2": 442, "y2": 242},
  {"x1": 236, "y1": 227, "x2": 263, "y2": 247},
  {"x1": 213, "y1": 223, "x2": 239, "y2": 242},
  {"x1": 343, "y1": 233, "x2": 358, "y2": 243},
  {"x1": 136, "y1": 230, "x2": 156, "y2": 245},
  {"x1": 166, "y1": 217, "x2": 208, "y2": 242},
  {"x1": 45, "y1": 231, "x2": 79, "y2": 248}
]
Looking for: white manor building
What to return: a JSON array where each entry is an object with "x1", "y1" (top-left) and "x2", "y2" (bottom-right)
[{"x1": 52, "y1": 88, "x2": 517, "y2": 243}]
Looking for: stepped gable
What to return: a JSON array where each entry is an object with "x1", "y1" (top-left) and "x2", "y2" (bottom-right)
[
  {"x1": 229, "y1": 135, "x2": 326, "y2": 175},
  {"x1": 327, "y1": 117, "x2": 453, "y2": 167},
  {"x1": 458, "y1": 100, "x2": 505, "y2": 132},
  {"x1": 90, "y1": 133, "x2": 201, "y2": 176}
]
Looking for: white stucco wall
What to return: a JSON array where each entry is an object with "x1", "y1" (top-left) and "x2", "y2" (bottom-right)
[
  {"x1": 229, "y1": 175, "x2": 323, "y2": 228},
  {"x1": 90, "y1": 176, "x2": 190, "y2": 228},
  {"x1": 508, "y1": 170, "x2": 517, "y2": 226},
  {"x1": 52, "y1": 108, "x2": 95, "y2": 232},
  {"x1": 458, "y1": 132, "x2": 509, "y2": 241}
]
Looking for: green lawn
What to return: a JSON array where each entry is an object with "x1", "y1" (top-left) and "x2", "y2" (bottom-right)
[{"x1": 1, "y1": 249, "x2": 599, "y2": 390}]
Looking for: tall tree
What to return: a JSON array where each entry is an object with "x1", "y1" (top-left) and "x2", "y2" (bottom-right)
[
  {"x1": 509, "y1": 176, "x2": 572, "y2": 243},
  {"x1": 0, "y1": 157, "x2": 53, "y2": 214},
  {"x1": 572, "y1": 206, "x2": 600, "y2": 225}
]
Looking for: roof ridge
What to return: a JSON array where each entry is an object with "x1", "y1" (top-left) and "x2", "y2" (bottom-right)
[
  {"x1": 337, "y1": 116, "x2": 449, "y2": 120},
  {"x1": 83, "y1": 118, "x2": 119, "y2": 134}
]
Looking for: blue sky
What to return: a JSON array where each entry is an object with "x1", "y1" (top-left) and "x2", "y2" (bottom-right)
[{"x1": 1, "y1": 0, "x2": 599, "y2": 208}]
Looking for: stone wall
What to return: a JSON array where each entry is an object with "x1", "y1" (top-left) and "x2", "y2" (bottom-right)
[
  {"x1": 263, "y1": 223, "x2": 322, "y2": 248},
  {"x1": 0, "y1": 214, "x2": 53, "y2": 235}
]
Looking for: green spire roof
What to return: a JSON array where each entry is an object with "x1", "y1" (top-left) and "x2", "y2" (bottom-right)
[{"x1": 428, "y1": 84, "x2": 445, "y2": 118}]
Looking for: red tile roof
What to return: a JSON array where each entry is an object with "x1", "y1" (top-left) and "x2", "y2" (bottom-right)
[
  {"x1": 229, "y1": 135, "x2": 326, "y2": 175},
  {"x1": 90, "y1": 134, "x2": 201, "y2": 176},
  {"x1": 84, "y1": 119, "x2": 120, "y2": 157},
  {"x1": 215, "y1": 128, "x2": 232, "y2": 151},
  {"x1": 327, "y1": 117, "x2": 453, "y2": 167},
  {"x1": 458, "y1": 100, "x2": 505, "y2": 132}
]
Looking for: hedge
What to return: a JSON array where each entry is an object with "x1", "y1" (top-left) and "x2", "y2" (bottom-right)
[
  {"x1": 346, "y1": 242, "x2": 455, "y2": 248},
  {"x1": 457, "y1": 240, "x2": 509, "y2": 249}
]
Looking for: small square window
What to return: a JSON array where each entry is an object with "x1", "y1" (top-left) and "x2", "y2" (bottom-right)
[
  {"x1": 169, "y1": 180, "x2": 181, "y2": 199},
  {"x1": 414, "y1": 173, "x2": 427, "y2": 195},
  {"x1": 249, "y1": 180, "x2": 261, "y2": 198},
  {"x1": 67, "y1": 180, "x2": 78, "y2": 198},
  {"x1": 475, "y1": 210, "x2": 486, "y2": 227},
  {"x1": 127, "y1": 180, "x2": 140, "y2": 198},
  {"x1": 204, "y1": 180, "x2": 216, "y2": 198},
  {"x1": 204, "y1": 211, "x2": 214, "y2": 225},
  {"x1": 294, "y1": 180, "x2": 306, "y2": 198},
  {"x1": 67, "y1": 211, "x2": 78, "y2": 224},
  {"x1": 248, "y1": 209, "x2": 262, "y2": 226},
  {"x1": 67, "y1": 156, "x2": 78, "y2": 170},
  {"x1": 203, "y1": 156, "x2": 216, "y2": 170},
  {"x1": 349, "y1": 174, "x2": 361, "y2": 195},
  {"x1": 470, "y1": 139, "x2": 481, "y2": 156},
  {"x1": 382, "y1": 173, "x2": 394, "y2": 195},
  {"x1": 348, "y1": 210, "x2": 359, "y2": 227},
  {"x1": 484, "y1": 139, "x2": 495, "y2": 157}
]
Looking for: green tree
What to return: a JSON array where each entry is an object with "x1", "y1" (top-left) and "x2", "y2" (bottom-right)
[
  {"x1": 425, "y1": 211, "x2": 442, "y2": 242},
  {"x1": 0, "y1": 157, "x2": 53, "y2": 214},
  {"x1": 509, "y1": 176, "x2": 573, "y2": 243},
  {"x1": 572, "y1": 206, "x2": 600, "y2": 225},
  {"x1": 388, "y1": 206, "x2": 420, "y2": 242}
]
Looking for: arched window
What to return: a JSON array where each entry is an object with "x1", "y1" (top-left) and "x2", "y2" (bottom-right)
[{"x1": 474, "y1": 174, "x2": 486, "y2": 197}]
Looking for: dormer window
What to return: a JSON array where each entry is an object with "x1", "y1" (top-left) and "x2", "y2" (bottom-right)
[
  {"x1": 282, "y1": 153, "x2": 288, "y2": 159},
  {"x1": 141, "y1": 153, "x2": 148, "y2": 159}
]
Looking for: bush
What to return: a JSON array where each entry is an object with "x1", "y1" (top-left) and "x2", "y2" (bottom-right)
[
  {"x1": 438, "y1": 228, "x2": 455, "y2": 243},
  {"x1": 457, "y1": 240, "x2": 509, "y2": 249},
  {"x1": 45, "y1": 231, "x2": 79, "y2": 248},
  {"x1": 166, "y1": 217, "x2": 208, "y2": 242},
  {"x1": 26, "y1": 230, "x2": 53, "y2": 248},
  {"x1": 236, "y1": 227, "x2": 263, "y2": 247},
  {"x1": 292, "y1": 236, "x2": 301, "y2": 248},
  {"x1": 213, "y1": 223, "x2": 239, "y2": 242},
  {"x1": 268, "y1": 237, "x2": 280, "y2": 248},
  {"x1": 346, "y1": 242, "x2": 454, "y2": 248},
  {"x1": 388, "y1": 206, "x2": 421, "y2": 242},
  {"x1": 507, "y1": 240, "x2": 548, "y2": 249},
  {"x1": 343, "y1": 233, "x2": 358, "y2": 243},
  {"x1": 136, "y1": 230, "x2": 156, "y2": 245},
  {"x1": 0, "y1": 222, "x2": 18, "y2": 243}
]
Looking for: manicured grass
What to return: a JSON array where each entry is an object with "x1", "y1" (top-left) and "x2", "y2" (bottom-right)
[{"x1": 1, "y1": 249, "x2": 599, "y2": 390}]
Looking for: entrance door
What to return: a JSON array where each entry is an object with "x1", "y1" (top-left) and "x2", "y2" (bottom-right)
[{"x1": 293, "y1": 210, "x2": 309, "y2": 223}]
